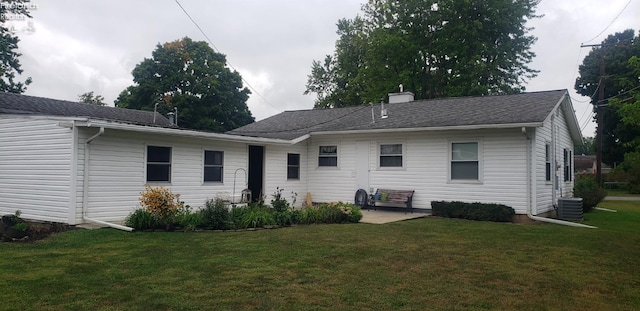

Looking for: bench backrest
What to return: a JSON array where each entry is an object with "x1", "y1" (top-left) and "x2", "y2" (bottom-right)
[{"x1": 375, "y1": 189, "x2": 414, "y2": 201}]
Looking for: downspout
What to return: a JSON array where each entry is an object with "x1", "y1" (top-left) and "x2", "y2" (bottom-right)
[
  {"x1": 82, "y1": 127, "x2": 134, "y2": 231},
  {"x1": 522, "y1": 127, "x2": 596, "y2": 228}
]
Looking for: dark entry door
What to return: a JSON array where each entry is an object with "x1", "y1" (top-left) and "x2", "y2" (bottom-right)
[{"x1": 248, "y1": 145, "x2": 264, "y2": 202}]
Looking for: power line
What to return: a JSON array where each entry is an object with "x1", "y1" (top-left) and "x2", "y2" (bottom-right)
[
  {"x1": 173, "y1": 0, "x2": 282, "y2": 114},
  {"x1": 582, "y1": 0, "x2": 633, "y2": 44}
]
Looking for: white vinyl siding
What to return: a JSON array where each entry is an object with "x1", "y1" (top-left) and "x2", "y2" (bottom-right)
[
  {"x1": 0, "y1": 118, "x2": 73, "y2": 223},
  {"x1": 262, "y1": 144, "x2": 307, "y2": 207},
  {"x1": 81, "y1": 129, "x2": 250, "y2": 221},
  {"x1": 307, "y1": 130, "x2": 528, "y2": 213}
]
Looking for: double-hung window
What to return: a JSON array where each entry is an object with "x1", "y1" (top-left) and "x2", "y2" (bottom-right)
[
  {"x1": 287, "y1": 153, "x2": 300, "y2": 179},
  {"x1": 147, "y1": 146, "x2": 172, "y2": 182},
  {"x1": 318, "y1": 146, "x2": 337, "y2": 167},
  {"x1": 204, "y1": 150, "x2": 224, "y2": 182},
  {"x1": 451, "y1": 142, "x2": 479, "y2": 180},
  {"x1": 563, "y1": 149, "x2": 572, "y2": 182},
  {"x1": 545, "y1": 144, "x2": 552, "y2": 182},
  {"x1": 380, "y1": 144, "x2": 403, "y2": 167}
]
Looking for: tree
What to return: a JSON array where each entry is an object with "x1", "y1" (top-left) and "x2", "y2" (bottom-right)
[
  {"x1": 608, "y1": 56, "x2": 640, "y2": 193},
  {"x1": 115, "y1": 37, "x2": 254, "y2": 132},
  {"x1": 0, "y1": 0, "x2": 32, "y2": 93},
  {"x1": 78, "y1": 91, "x2": 106, "y2": 106},
  {"x1": 305, "y1": 0, "x2": 540, "y2": 108},
  {"x1": 575, "y1": 30, "x2": 640, "y2": 166},
  {"x1": 575, "y1": 136, "x2": 595, "y2": 156}
]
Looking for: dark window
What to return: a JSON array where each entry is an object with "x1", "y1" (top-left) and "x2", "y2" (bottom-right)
[
  {"x1": 380, "y1": 144, "x2": 403, "y2": 167},
  {"x1": 147, "y1": 146, "x2": 171, "y2": 182},
  {"x1": 318, "y1": 146, "x2": 337, "y2": 167},
  {"x1": 545, "y1": 144, "x2": 551, "y2": 182},
  {"x1": 564, "y1": 149, "x2": 572, "y2": 182},
  {"x1": 287, "y1": 153, "x2": 300, "y2": 179},
  {"x1": 204, "y1": 150, "x2": 223, "y2": 182},
  {"x1": 451, "y1": 142, "x2": 479, "y2": 180}
]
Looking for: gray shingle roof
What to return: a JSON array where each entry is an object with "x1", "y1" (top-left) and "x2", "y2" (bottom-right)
[
  {"x1": 0, "y1": 92, "x2": 172, "y2": 127},
  {"x1": 228, "y1": 90, "x2": 569, "y2": 140}
]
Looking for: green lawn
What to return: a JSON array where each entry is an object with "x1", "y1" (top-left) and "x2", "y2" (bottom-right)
[
  {"x1": 1, "y1": 201, "x2": 639, "y2": 311},
  {"x1": 605, "y1": 188, "x2": 640, "y2": 197}
]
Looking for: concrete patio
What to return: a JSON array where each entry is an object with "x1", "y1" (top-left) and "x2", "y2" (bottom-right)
[{"x1": 360, "y1": 209, "x2": 429, "y2": 224}]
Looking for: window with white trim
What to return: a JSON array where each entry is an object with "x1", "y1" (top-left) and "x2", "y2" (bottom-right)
[
  {"x1": 318, "y1": 146, "x2": 337, "y2": 167},
  {"x1": 545, "y1": 143, "x2": 551, "y2": 182},
  {"x1": 563, "y1": 149, "x2": 572, "y2": 182},
  {"x1": 287, "y1": 153, "x2": 300, "y2": 179},
  {"x1": 147, "y1": 146, "x2": 171, "y2": 182},
  {"x1": 204, "y1": 150, "x2": 223, "y2": 182},
  {"x1": 380, "y1": 144, "x2": 403, "y2": 167},
  {"x1": 451, "y1": 142, "x2": 479, "y2": 180}
]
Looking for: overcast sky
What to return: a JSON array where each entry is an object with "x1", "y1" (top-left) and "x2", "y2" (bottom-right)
[{"x1": 9, "y1": 0, "x2": 640, "y2": 137}]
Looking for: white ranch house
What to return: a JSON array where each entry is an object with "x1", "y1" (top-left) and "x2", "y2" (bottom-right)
[{"x1": 0, "y1": 90, "x2": 581, "y2": 226}]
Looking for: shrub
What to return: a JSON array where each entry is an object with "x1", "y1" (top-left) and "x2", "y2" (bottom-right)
[
  {"x1": 229, "y1": 205, "x2": 250, "y2": 229},
  {"x1": 175, "y1": 206, "x2": 203, "y2": 231},
  {"x1": 138, "y1": 185, "x2": 183, "y2": 227},
  {"x1": 240, "y1": 206, "x2": 275, "y2": 228},
  {"x1": 298, "y1": 202, "x2": 362, "y2": 224},
  {"x1": 431, "y1": 201, "x2": 515, "y2": 222},
  {"x1": 299, "y1": 206, "x2": 322, "y2": 224},
  {"x1": 200, "y1": 198, "x2": 230, "y2": 230},
  {"x1": 125, "y1": 209, "x2": 156, "y2": 231},
  {"x1": 574, "y1": 175, "x2": 608, "y2": 212},
  {"x1": 270, "y1": 187, "x2": 290, "y2": 213}
]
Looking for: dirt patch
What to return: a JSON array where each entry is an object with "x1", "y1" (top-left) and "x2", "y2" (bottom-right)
[{"x1": 1, "y1": 216, "x2": 75, "y2": 243}]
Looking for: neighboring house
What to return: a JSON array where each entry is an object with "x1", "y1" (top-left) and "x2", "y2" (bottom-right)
[
  {"x1": 0, "y1": 89, "x2": 581, "y2": 226},
  {"x1": 574, "y1": 154, "x2": 611, "y2": 175}
]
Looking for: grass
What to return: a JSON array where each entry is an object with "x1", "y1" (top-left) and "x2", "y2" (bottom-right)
[
  {"x1": 1, "y1": 201, "x2": 639, "y2": 310},
  {"x1": 604, "y1": 188, "x2": 640, "y2": 197}
]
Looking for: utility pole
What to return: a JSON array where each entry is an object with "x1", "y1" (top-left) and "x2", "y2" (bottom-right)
[{"x1": 581, "y1": 43, "x2": 606, "y2": 186}]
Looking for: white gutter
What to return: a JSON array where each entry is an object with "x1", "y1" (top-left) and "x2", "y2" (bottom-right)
[
  {"x1": 82, "y1": 126, "x2": 134, "y2": 232},
  {"x1": 76, "y1": 119, "x2": 295, "y2": 145},
  {"x1": 522, "y1": 127, "x2": 597, "y2": 228}
]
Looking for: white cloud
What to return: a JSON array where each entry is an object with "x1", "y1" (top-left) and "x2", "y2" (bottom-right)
[{"x1": 10, "y1": 0, "x2": 639, "y2": 137}]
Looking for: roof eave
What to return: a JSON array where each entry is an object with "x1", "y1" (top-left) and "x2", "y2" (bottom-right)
[{"x1": 74, "y1": 119, "x2": 296, "y2": 145}]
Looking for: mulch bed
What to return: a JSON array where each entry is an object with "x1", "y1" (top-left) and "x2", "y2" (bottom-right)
[{"x1": 1, "y1": 217, "x2": 75, "y2": 243}]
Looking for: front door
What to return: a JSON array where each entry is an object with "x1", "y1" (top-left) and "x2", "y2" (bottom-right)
[
  {"x1": 355, "y1": 141, "x2": 370, "y2": 192},
  {"x1": 248, "y1": 145, "x2": 264, "y2": 202}
]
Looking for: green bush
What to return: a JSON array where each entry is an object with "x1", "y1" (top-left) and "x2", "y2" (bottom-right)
[
  {"x1": 175, "y1": 206, "x2": 203, "y2": 231},
  {"x1": 240, "y1": 206, "x2": 275, "y2": 228},
  {"x1": 574, "y1": 175, "x2": 608, "y2": 212},
  {"x1": 298, "y1": 203, "x2": 362, "y2": 224},
  {"x1": 200, "y1": 198, "x2": 230, "y2": 230},
  {"x1": 270, "y1": 187, "x2": 291, "y2": 213},
  {"x1": 431, "y1": 201, "x2": 515, "y2": 222},
  {"x1": 299, "y1": 207, "x2": 322, "y2": 224},
  {"x1": 125, "y1": 209, "x2": 157, "y2": 230},
  {"x1": 229, "y1": 205, "x2": 249, "y2": 229}
]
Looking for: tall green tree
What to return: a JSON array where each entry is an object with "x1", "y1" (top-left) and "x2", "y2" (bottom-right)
[
  {"x1": 305, "y1": 0, "x2": 539, "y2": 108},
  {"x1": 0, "y1": 0, "x2": 32, "y2": 93},
  {"x1": 116, "y1": 37, "x2": 254, "y2": 132},
  {"x1": 575, "y1": 29, "x2": 640, "y2": 166},
  {"x1": 78, "y1": 91, "x2": 106, "y2": 106}
]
